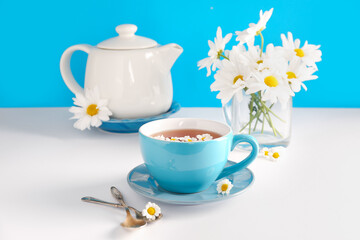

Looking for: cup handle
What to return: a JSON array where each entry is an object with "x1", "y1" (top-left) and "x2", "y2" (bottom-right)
[
  {"x1": 60, "y1": 44, "x2": 93, "y2": 95},
  {"x1": 216, "y1": 134, "x2": 259, "y2": 180}
]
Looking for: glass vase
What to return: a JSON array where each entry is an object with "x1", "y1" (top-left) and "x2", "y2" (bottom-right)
[{"x1": 223, "y1": 92, "x2": 292, "y2": 148}]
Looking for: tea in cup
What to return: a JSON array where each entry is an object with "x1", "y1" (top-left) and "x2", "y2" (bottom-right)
[{"x1": 139, "y1": 118, "x2": 259, "y2": 193}]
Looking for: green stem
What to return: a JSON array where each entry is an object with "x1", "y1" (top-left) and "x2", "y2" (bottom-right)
[
  {"x1": 248, "y1": 96, "x2": 254, "y2": 134},
  {"x1": 251, "y1": 94, "x2": 277, "y2": 136},
  {"x1": 261, "y1": 113, "x2": 265, "y2": 133},
  {"x1": 259, "y1": 32, "x2": 264, "y2": 58},
  {"x1": 265, "y1": 110, "x2": 277, "y2": 136},
  {"x1": 252, "y1": 109, "x2": 261, "y2": 131},
  {"x1": 220, "y1": 54, "x2": 229, "y2": 60},
  {"x1": 251, "y1": 94, "x2": 286, "y2": 122},
  {"x1": 239, "y1": 122, "x2": 250, "y2": 133}
]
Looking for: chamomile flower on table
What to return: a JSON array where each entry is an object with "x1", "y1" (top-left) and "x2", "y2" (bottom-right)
[
  {"x1": 217, "y1": 179, "x2": 233, "y2": 195},
  {"x1": 260, "y1": 147, "x2": 271, "y2": 158},
  {"x1": 142, "y1": 202, "x2": 161, "y2": 221},
  {"x1": 69, "y1": 87, "x2": 112, "y2": 130},
  {"x1": 197, "y1": 26, "x2": 232, "y2": 76},
  {"x1": 235, "y1": 8, "x2": 273, "y2": 44},
  {"x1": 261, "y1": 147, "x2": 284, "y2": 162},
  {"x1": 281, "y1": 32, "x2": 322, "y2": 68}
]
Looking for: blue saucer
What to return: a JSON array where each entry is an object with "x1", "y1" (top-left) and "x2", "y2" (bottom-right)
[
  {"x1": 98, "y1": 101, "x2": 180, "y2": 133},
  {"x1": 127, "y1": 161, "x2": 254, "y2": 205}
]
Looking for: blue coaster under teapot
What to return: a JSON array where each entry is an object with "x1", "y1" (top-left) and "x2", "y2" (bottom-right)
[
  {"x1": 127, "y1": 161, "x2": 254, "y2": 205},
  {"x1": 98, "y1": 101, "x2": 180, "y2": 133}
]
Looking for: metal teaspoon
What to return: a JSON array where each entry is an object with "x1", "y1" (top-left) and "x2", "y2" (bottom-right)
[{"x1": 81, "y1": 196, "x2": 147, "y2": 229}]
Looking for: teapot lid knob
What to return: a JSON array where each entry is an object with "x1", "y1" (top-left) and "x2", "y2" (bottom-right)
[
  {"x1": 97, "y1": 24, "x2": 157, "y2": 50},
  {"x1": 116, "y1": 24, "x2": 137, "y2": 37}
]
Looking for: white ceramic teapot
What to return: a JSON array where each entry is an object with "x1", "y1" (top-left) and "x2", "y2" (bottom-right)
[{"x1": 60, "y1": 24, "x2": 183, "y2": 119}]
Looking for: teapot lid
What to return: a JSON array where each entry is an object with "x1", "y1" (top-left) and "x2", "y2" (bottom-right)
[{"x1": 97, "y1": 24, "x2": 158, "y2": 50}]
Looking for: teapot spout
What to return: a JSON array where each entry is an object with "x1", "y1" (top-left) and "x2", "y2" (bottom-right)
[{"x1": 158, "y1": 43, "x2": 183, "y2": 71}]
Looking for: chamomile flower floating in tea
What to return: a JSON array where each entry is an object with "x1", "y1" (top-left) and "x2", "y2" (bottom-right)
[
  {"x1": 142, "y1": 202, "x2": 161, "y2": 221},
  {"x1": 182, "y1": 136, "x2": 197, "y2": 142},
  {"x1": 217, "y1": 179, "x2": 233, "y2": 195},
  {"x1": 196, "y1": 133, "x2": 213, "y2": 141},
  {"x1": 152, "y1": 133, "x2": 214, "y2": 142},
  {"x1": 153, "y1": 135, "x2": 167, "y2": 141},
  {"x1": 69, "y1": 87, "x2": 112, "y2": 130},
  {"x1": 197, "y1": 27, "x2": 232, "y2": 77},
  {"x1": 198, "y1": 8, "x2": 322, "y2": 139}
]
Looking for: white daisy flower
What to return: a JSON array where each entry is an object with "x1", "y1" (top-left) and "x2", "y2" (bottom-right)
[
  {"x1": 69, "y1": 87, "x2": 112, "y2": 130},
  {"x1": 247, "y1": 63, "x2": 294, "y2": 107},
  {"x1": 182, "y1": 136, "x2": 197, "y2": 142},
  {"x1": 169, "y1": 137, "x2": 180, "y2": 142},
  {"x1": 261, "y1": 147, "x2": 284, "y2": 161},
  {"x1": 198, "y1": 26, "x2": 232, "y2": 76},
  {"x1": 142, "y1": 202, "x2": 161, "y2": 221},
  {"x1": 235, "y1": 8, "x2": 273, "y2": 44},
  {"x1": 153, "y1": 135, "x2": 166, "y2": 140},
  {"x1": 210, "y1": 45, "x2": 253, "y2": 105},
  {"x1": 244, "y1": 41, "x2": 283, "y2": 71},
  {"x1": 196, "y1": 133, "x2": 213, "y2": 141},
  {"x1": 285, "y1": 59, "x2": 318, "y2": 93},
  {"x1": 260, "y1": 147, "x2": 271, "y2": 157},
  {"x1": 281, "y1": 32, "x2": 322, "y2": 68},
  {"x1": 216, "y1": 179, "x2": 233, "y2": 195}
]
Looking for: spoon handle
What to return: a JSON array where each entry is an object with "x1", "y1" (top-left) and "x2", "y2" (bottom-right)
[
  {"x1": 110, "y1": 186, "x2": 143, "y2": 218},
  {"x1": 110, "y1": 186, "x2": 126, "y2": 206},
  {"x1": 81, "y1": 196, "x2": 123, "y2": 208}
]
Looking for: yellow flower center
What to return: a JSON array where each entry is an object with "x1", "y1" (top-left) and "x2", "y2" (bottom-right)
[
  {"x1": 201, "y1": 137, "x2": 206, "y2": 141},
  {"x1": 257, "y1": 60, "x2": 263, "y2": 64},
  {"x1": 233, "y1": 75, "x2": 244, "y2": 84},
  {"x1": 86, "y1": 104, "x2": 99, "y2": 116},
  {"x1": 217, "y1": 50, "x2": 223, "y2": 59},
  {"x1": 286, "y1": 72, "x2": 297, "y2": 79},
  {"x1": 272, "y1": 152, "x2": 280, "y2": 159},
  {"x1": 256, "y1": 28, "x2": 264, "y2": 35},
  {"x1": 170, "y1": 138, "x2": 176, "y2": 141},
  {"x1": 221, "y1": 184, "x2": 228, "y2": 191},
  {"x1": 264, "y1": 150, "x2": 269, "y2": 156},
  {"x1": 294, "y1": 48, "x2": 305, "y2": 57},
  {"x1": 188, "y1": 139, "x2": 192, "y2": 142},
  {"x1": 264, "y1": 76, "x2": 279, "y2": 87},
  {"x1": 147, "y1": 207, "x2": 156, "y2": 215}
]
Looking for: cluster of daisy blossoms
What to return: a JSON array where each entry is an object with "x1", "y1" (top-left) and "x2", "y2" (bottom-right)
[
  {"x1": 198, "y1": 8, "x2": 322, "y2": 136},
  {"x1": 153, "y1": 134, "x2": 213, "y2": 142}
]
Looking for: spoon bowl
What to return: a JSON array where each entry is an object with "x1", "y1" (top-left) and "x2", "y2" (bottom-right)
[{"x1": 121, "y1": 208, "x2": 147, "y2": 229}]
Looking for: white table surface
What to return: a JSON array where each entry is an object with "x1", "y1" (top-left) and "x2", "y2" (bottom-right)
[{"x1": 0, "y1": 107, "x2": 359, "y2": 240}]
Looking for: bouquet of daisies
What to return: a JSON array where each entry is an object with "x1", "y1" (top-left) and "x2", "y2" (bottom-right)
[{"x1": 198, "y1": 8, "x2": 322, "y2": 136}]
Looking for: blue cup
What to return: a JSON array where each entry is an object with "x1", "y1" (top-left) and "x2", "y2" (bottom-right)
[{"x1": 139, "y1": 118, "x2": 259, "y2": 193}]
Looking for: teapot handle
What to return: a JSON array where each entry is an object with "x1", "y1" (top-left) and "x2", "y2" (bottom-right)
[{"x1": 60, "y1": 44, "x2": 92, "y2": 95}]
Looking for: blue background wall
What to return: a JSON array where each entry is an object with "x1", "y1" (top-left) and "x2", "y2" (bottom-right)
[{"x1": 0, "y1": 0, "x2": 358, "y2": 108}]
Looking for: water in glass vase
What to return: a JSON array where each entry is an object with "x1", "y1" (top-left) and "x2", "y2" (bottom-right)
[{"x1": 223, "y1": 93, "x2": 292, "y2": 148}]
